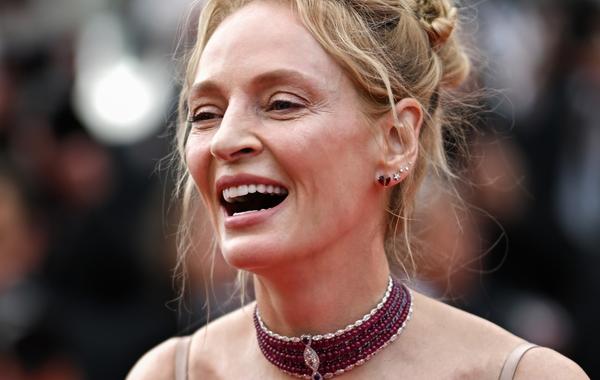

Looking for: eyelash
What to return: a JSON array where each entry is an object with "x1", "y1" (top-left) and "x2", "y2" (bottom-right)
[
  {"x1": 267, "y1": 99, "x2": 303, "y2": 112},
  {"x1": 187, "y1": 111, "x2": 221, "y2": 123}
]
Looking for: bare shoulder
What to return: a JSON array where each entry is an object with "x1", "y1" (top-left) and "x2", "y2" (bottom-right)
[
  {"x1": 514, "y1": 347, "x2": 589, "y2": 380},
  {"x1": 126, "y1": 337, "x2": 180, "y2": 380},
  {"x1": 188, "y1": 303, "x2": 256, "y2": 376},
  {"x1": 411, "y1": 290, "x2": 523, "y2": 350},
  {"x1": 126, "y1": 304, "x2": 255, "y2": 380},
  {"x1": 407, "y1": 290, "x2": 589, "y2": 379},
  {"x1": 406, "y1": 290, "x2": 527, "y2": 377}
]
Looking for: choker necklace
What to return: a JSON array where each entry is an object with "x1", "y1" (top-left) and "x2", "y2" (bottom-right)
[{"x1": 254, "y1": 277, "x2": 412, "y2": 379}]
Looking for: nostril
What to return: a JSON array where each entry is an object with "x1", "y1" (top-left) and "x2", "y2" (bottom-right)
[{"x1": 227, "y1": 146, "x2": 257, "y2": 161}]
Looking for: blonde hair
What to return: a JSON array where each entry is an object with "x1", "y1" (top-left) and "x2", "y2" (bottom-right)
[{"x1": 172, "y1": 0, "x2": 472, "y2": 297}]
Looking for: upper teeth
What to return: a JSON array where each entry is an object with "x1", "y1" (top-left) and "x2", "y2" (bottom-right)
[{"x1": 223, "y1": 184, "x2": 288, "y2": 203}]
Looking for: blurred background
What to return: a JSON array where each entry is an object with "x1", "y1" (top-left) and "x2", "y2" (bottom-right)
[{"x1": 0, "y1": 0, "x2": 598, "y2": 379}]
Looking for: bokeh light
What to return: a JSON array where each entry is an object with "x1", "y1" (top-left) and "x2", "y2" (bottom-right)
[{"x1": 73, "y1": 13, "x2": 172, "y2": 145}]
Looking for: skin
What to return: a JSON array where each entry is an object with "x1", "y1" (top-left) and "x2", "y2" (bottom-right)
[
  {"x1": 128, "y1": 2, "x2": 590, "y2": 379},
  {"x1": 183, "y1": 0, "x2": 415, "y2": 336}
]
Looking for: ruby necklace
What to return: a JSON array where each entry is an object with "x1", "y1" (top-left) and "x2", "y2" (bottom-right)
[{"x1": 254, "y1": 277, "x2": 412, "y2": 379}]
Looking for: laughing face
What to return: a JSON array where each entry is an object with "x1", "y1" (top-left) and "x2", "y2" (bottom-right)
[{"x1": 185, "y1": 1, "x2": 387, "y2": 272}]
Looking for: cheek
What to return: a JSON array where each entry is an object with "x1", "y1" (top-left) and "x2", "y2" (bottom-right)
[
  {"x1": 270, "y1": 114, "x2": 376, "y2": 202},
  {"x1": 185, "y1": 135, "x2": 214, "y2": 199}
]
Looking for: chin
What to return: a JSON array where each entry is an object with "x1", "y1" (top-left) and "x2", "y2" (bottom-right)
[
  {"x1": 219, "y1": 235, "x2": 293, "y2": 273},
  {"x1": 220, "y1": 236, "x2": 278, "y2": 272}
]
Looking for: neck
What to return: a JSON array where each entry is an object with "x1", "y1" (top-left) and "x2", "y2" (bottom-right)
[{"x1": 253, "y1": 233, "x2": 391, "y2": 337}]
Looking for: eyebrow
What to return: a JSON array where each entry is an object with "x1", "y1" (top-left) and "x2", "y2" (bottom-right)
[{"x1": 188, "y1": 69, "x2": 324, "y2": 100}]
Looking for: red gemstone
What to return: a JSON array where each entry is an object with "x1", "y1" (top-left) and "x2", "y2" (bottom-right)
[{"x1": 255, "y1": 281, "x2": 410, "y2": 377}]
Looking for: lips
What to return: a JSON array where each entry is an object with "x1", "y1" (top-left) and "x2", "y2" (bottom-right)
[{"x1": 216, "y1": 174, "x2": 289, "y2": 217}]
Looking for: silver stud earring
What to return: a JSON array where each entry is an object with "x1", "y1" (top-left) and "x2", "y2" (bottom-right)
[{"x1": 402, "y1": 162, "x2": 412, "y2": 173}]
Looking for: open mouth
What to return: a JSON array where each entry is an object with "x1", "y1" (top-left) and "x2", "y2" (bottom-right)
[{"x1": 220, "y1": 184, "x2": 288, "y2": 217}]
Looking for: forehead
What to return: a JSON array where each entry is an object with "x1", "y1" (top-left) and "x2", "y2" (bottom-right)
[{"x1": 194, "y1": 1, "x2": 342, "y2": 89}]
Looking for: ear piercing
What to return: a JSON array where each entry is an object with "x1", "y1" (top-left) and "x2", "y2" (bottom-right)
[
  {"x1": 399, "y1": 163, "x2": 411, "y2": 173},
  {"x1": 377, "y1": 162, "x2": 412, "y2": 187},
  {"x1": 377, "y1": 175, "x2": 392, "y2": 186}
]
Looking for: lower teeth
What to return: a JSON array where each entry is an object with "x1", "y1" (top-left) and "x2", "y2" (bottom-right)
[{"x1": 232, "y1": 209, "x2": 266, "y2": 216}]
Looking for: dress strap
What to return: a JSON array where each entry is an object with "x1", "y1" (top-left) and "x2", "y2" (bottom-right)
[
  {"x1": 498, "y1": 342, "x2": 539, "y2": 380},
  {"x1": 175, "y1": 336, "x2": 192, "y2": 380}
]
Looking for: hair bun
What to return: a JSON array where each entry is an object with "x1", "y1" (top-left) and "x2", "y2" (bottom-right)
[{"x1": 416, "y1": 0, "x2": 458, "y2": 48}]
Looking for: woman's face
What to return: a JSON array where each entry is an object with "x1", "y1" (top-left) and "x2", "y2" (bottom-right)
[{"x1": 186, "y1": 1, "x2": 385, "y2": 271}]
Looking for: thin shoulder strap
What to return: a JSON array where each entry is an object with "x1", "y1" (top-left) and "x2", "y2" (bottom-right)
[
  {"x1": 498, "y1": 342, "x2": 539, "y2": 380},
  {"x1": 175, "y1": 336, "x2": 192, "y2": 380}
]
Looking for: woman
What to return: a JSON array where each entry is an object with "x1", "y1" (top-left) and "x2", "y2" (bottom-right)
[{"x1": 129, "y1": 0, "x2": 589, "y2": 378}]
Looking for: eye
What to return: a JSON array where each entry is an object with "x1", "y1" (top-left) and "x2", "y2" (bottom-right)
[
  {"x1": 189, "y1": 112, "x2": 220, "y2": 122},
  {"x1": 266, "y1": 93, "x2": 306, "y2": 113},
  {"x1": 268, "y1": 100, "x2": 300, "y2": 111},
  {"x1": 188, "y1": 105, "x2": 222, "y2": 126}
]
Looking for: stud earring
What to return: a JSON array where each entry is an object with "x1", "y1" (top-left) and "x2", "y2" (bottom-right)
[
  {"x1": 377, "y1": 162, "x2": 413, "y2": 187},
  {"x1": 399, "y1": 162, "x2": 412, "y2": 174},
  {"x1": 377, "y1": 175, "x2": 391, "y2": 186},
  {"x1": 392, "y1": 162, "x2": 412, "y2": 182}
]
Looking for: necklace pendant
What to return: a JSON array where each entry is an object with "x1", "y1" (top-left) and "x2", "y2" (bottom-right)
[
  {"x1": 302, "y1": 336, "x2": 320, "y2": 373},
  {"x1": 304, "y1": 346, "x2": 320, "y2": 371},
  {"x1": 302, "y1": 335, "x2": 322, "y2": 379}
]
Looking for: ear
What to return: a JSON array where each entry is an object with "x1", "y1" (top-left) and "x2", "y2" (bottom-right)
[{"x1": 377, "y1": 98, "x2": 423, "y2": 184}]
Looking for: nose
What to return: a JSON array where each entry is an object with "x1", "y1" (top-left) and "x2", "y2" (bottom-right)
[{"x1": 209, "y1": 103, "x2": 263, "y2": 162}]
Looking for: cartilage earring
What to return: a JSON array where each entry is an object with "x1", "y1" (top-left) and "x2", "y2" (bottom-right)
[{"x1": 399, "y1": 162, "x2": 412, "y2": 174}]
